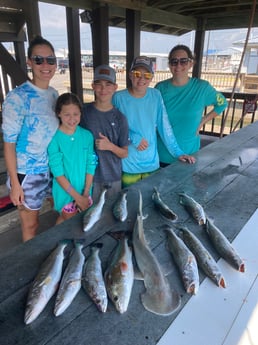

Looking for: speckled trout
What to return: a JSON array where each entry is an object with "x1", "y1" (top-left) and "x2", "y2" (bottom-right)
[
  {"x1": 205, "y1": 218, "x2": 245, "y2": 272},
  {"x1": 133, "y1": 191, "x2": 181, "y2": 316},
  {"x1": 178, "y1": 192, "x2": 206, "y2": 225},
  {"x1": 152, "y1": 187, "x2": 178, "y2": 222},
  {"x1": 105, "y1": 233, "x2": 134, "y2": 314},
  {"x1": 165, "y1": 226, "x2": 199, "y2": 294},
  {"x1": 112, "y1": 189, "x2": 128, "y2": 222},
  {"x1": 54, "y1": 240, "x2": 85, "y2": 317},
  {"x1": 82, "y1": 243, "x2": 108, "y2": 313},
  {"x1": 180, "y1": 226, "x2": 226, "y2": 288},
  {"x1": 24, "y1": 241, "x2": 68, "y2": 324},
  {"x1": 83, "y1": 189, "x2": 107, "y2": 232}
]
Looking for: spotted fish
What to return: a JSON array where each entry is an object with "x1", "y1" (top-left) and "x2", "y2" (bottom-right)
[
  {"x1": 178, "y1": 192, "x2": 206, "y2": 225},
  {"x1": 180, "y1": 225, "x2": 226, "y2": 288},
  {"x1": 82, "y1": 243, "x2": 108, "y2": 313},
  {"x1": 205, "y1": 218, "x2": 245, "y2": 272},
  {"x1": 24, "y1": 241, "x2": 68, "y2": 324},
  {"x1": 165, "y1": 226, "x2": 199, "y2": 294},
  {"x1": 113, "y1": 189, "x2": 128, "y2": 222},
  {"x1": 83, "y1": 189, "x2": 107, "y2": 232},
  {"x1": 54, "y1": 240, "x2": 85, "y2": 316},
  {"x1": 152, "y1": 187, "x2": 178, "y2": 221}
]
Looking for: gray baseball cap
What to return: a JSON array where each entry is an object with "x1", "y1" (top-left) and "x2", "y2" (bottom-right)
[
  {"x1": 130, "y1": 56, "x2": 154, "y2": 74},
  {"x1": 93, "y1": 64, "x2": 116, "y2": 83}
]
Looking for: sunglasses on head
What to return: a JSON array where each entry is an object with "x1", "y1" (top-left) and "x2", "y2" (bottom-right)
[
  {"x1": 169, "y1": 58, "x2": 191, "y2": 66},
  {"x1": 31, "y1": 55, "x2": 57, "y2": 65},
  {"x1": 131, "y1": 70, "x2": 153, "y2": 80}
]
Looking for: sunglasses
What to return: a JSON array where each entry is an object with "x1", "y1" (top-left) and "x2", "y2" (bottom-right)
[
  {"x1": 131, "y1": 70, "x2": 153, "y2": 80},
  {"x1": 31, "y1": 55, "x2": 57, "y2": 65},
  {"x1": 169, "y1": 58, "x2": 191, "y2": 66}
]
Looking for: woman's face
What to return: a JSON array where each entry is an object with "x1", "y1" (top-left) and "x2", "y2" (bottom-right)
[
  {"x1": 27, "y1": 44, "x2": 56, "y2": 88},
  {"x1": 168, "y1": 49, "x2": 193, "y2": 77}
]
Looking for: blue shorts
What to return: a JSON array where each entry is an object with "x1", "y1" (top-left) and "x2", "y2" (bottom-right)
[{"x1": 7, "y1": 172, "x2": 52, "y2": 211}]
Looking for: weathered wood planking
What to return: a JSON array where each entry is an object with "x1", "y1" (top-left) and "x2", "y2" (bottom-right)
[{"x1": 0, "y1": 122, "x2": 258, "y2": 345}]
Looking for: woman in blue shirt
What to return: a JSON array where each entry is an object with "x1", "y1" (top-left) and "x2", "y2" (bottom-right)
[
  {"x1": 2, "y1": 36, "x2": 59, "y2": 241},
  {"x1": 155, "y1": 45, "x2": 228, "y2": 166}
]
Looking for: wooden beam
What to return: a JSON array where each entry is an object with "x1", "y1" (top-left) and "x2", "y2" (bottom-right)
[
  {"x1": 91, "y1": 4, "x2": 109, "y2": 67},
  {"x1": 66, "y1": 7, "x2": 83, "y2": 101},
  {"x1": 126, "y1": 9, "x2": 140, "y2": 88},
  {"x1": 0, "y1": 43, "x2": 27, "y2": 86},
  {"x1": 192, "y1": 18, "x2": 205, "y2": 78},
  {"x1": 21, "y1": 0, "x2": 41, "y2": 41}
]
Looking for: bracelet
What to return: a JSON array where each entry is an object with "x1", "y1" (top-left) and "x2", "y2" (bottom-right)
[{"x1": 66, "y1": 184, "x2": 73, "y2": 194}]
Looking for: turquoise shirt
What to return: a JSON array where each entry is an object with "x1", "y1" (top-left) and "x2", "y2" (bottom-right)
[
  {"x1": 113, "y1": 87, "x2": 185, "y2": 173},
  {"x1": 48, "y1": 126, "x2": 96, "y2": 212},
  {"x1": 155, "y1": 78, "x2": 228, "y2": 164},
  {"x1": 2, "y1": 81, "x2": 59, "y2": 174}
]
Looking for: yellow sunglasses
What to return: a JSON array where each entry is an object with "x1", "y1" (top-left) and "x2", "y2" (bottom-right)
[{"x1": 131, "y1": 70, "x2": 153, "y2": 80}]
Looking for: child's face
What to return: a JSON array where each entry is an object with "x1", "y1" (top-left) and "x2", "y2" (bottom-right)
[
  {"x1": 92, "y1": 80, "x2": 118, "y2": 102},
  {"x1": 129, "y1": 67, "x2": 153, "y2": 92},
  {"x1": 58, "y1": 103, "x2": 81, "y2": 134}
]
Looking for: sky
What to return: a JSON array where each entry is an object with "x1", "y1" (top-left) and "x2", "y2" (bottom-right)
[{"x1": 38, "y1": 2, "x2": 258, "y2": 56}]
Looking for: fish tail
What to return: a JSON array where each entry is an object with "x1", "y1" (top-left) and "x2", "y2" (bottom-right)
[
  {"x1": 239, "y1": 263, "x2": 245, "y2": 273},
  {"x1": 141, "y1": 290, "x2": 181, "y2": 316},
  {"x1": 73, "y1": 239, "x2": 86, "y2": 246},
  {"x1": 59, "y1": 239, "x2": 73, "y2": 245},
  {"x1": 219, "y1": 277, "x2": 226, "y2": 288},
  {"x1": 186, "y1": 282, "x2": 198, "y2": 295}
]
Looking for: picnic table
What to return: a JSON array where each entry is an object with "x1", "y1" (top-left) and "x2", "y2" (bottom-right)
[{"x1": 0, "y1": 121, "x2": 258, "y2": 345}]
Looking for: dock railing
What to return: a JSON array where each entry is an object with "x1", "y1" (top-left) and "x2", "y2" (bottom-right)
[{"x1": 1, "y1": 68, "x2": 258, "y2": 141}]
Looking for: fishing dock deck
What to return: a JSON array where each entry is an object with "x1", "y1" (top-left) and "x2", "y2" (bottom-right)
[{"x1": 0, "y1": 121, "x2": 258, "y2": 345}]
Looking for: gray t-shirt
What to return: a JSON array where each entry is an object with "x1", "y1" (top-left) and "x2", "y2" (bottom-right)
[{"x1": 81, "y1": 102, "x2": 129, "y2": 183}]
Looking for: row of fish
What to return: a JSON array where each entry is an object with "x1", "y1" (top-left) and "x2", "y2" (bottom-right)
[
  {"x1": 25, "y1": 188, "x2": 245, "y2": 324},
  {"x1": 83, "y1": 187, "x2": 129, "y2": 232},
  {"x1": 24, "y1": 190, "x2": 183, "y2": 324},
  {"x1": 24, "y1": 240, "x2": 84, "y2": 324},
  {"x1": 161, "y1": 191, "x2": 245, "y2": 295}
]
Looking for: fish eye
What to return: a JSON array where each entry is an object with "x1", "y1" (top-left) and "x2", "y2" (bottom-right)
[{"x1": 114, "y1": 295, "x2": 118, "y2": 302}]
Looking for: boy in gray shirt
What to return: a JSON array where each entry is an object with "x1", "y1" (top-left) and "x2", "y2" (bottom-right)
[{"x1": 81, "y1": 65, "x2": 129, "y2": 202}]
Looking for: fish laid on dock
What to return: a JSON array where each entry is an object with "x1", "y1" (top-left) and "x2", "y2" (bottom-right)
[
  {"x1": 24, "y1": 241, "x2": 68, "y2": 324},
  {"x1": 104, "y1": 232, "x2": 134, "y2": 314},
  {"x1": 82, "y1": 243, "x2": 108, "y2": 313},
  {"x1": 83, "y1": 189, "x2": 107, "y2": 232},
  {"x1": 54, "y1": 240, "x2": 85, "y2": 317},
  {"x1": 112, "y1": 189, "x2": 128, "y2": 222},
  {"x1": 152, "y1": 187, "x2": 178, "y2": 222},
  {"x1": 180, "y1": 226, "x2": 226, "y2": 288},
  {"x1": 133, "y1": 191, "x2": 181, "y2": 316},
  {"x1": 205, "y1": 218, "x2": 245, "y2": 272},
  {"x1": 165, "y1": 226, "x2": 199, "y2": 294},
  {"x1": 178, "y1": 192, "x2": 206, "y2": 225}
]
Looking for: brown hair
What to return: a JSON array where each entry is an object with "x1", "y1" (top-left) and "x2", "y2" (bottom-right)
[
  {"x1": 168, "y1": 45, "x2": 195, "y2": 61},
  {"x1": 27, "y1": 35, "x2": 55, "y2": 59},
  {"x1": 55, "y1": 93, "x2": 82, "y2": 116}
]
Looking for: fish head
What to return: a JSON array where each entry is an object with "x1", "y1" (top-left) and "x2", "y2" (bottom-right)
[
  {"x1": 111, "y1": 287, "x2": 130, "y2": 314},
  {"x1": 94, "y1": 295, "x2": 108, "y2": 313},
  {"x1": 106, "y1": 273, "x2": 131, "y2": 314}
]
